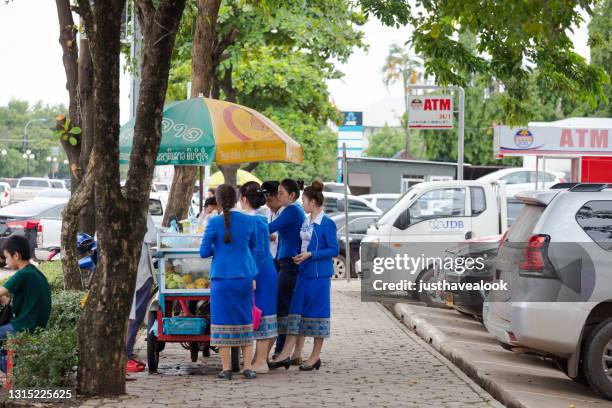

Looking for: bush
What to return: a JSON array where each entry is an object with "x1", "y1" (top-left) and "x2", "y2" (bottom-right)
[
  {"x1": 38, "y1": 261, "x2": 65, "y2": 292},
  {"x1": 4, "y1": 288, "x2": 83, "y2": 388},
  {"x1": 49, "y1": 290, "x2": 84, "y2": 330},
  {"x1": 7, "y1": 326, "x2": 78, "y2": 388}
]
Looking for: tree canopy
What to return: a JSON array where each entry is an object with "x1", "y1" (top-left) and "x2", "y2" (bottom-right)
[
  {"x1": 361, "y1": 0, "x2": 609, "y2": 125},
  {"x1": 167, "y1": 0, "x2": 365, "y2": 182}
]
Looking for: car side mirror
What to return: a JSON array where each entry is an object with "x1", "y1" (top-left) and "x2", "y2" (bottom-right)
[{"x1": 393, "y1": 210, "x2": 410, "y2": 230}]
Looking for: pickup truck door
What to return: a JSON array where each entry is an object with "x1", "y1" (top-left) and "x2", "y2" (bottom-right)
[{"x1": 387, "y1": 187, "x2": 472, "y2": 281}]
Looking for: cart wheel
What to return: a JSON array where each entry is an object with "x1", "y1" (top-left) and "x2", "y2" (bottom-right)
[
  {"x1": 147, "y1": 333, "x2": 159, "y2": 373},
  {"x1": 202, "y1": 342, "x2": 210, "y2": 358},
  {"x1": 231, "y1": 347, "x2": 240, "y2": 372},
  {"x1": 190, "y1": 342, "x2": 199, "y2": 362}
]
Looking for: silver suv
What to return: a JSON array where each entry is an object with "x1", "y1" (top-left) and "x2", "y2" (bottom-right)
[{"x1": 483, "y1": 184, "x2": 612, "y2": 399}]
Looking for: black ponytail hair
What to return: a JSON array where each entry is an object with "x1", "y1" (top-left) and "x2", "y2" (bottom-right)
[
  {"x1": 240, "y1": 181, "x2": 266, "y2": 209},
  {"x1": 280, "y1": 178, "x2": 300, "y2": 201},
  {"x1": 303, "y1": 180, "x2": 325, "y2": 207},
  {"x1": 216, "y1": 184, "x2": 236, "y2": 243}
]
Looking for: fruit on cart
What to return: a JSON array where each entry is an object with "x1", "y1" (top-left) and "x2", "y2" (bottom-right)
[
  {"x1": 166, "y1": 280, "x2": 178, "y2": 289},
  {"x1": 185, "y1": 283, "x2": 195, "y2": 289},
  {"x1": 182, "y1": 274, "x2": 193, "y2": 284},
  {"x1": 194, "y1": 277, "x2": 210, "y2": 289}
]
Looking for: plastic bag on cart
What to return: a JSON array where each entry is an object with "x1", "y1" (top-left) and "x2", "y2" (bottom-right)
[{"x1": 163, "y1": 220, "x2": 192, "y2": 248}]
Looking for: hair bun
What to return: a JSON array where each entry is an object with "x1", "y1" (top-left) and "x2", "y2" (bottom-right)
[{"x1": 310, "y1": 180, "x2": 324, "y2": 192}]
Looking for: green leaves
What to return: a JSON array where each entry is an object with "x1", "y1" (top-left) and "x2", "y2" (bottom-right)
[
  {"x1": 52, "y1": 116, "x2": 80, "y2": 147},
  {"x1": 366, "y1": 0, "x2": 609, "y2": 125}
]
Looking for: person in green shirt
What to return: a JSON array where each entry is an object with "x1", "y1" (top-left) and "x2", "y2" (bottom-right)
[{"x1": 0, "y1": 235, "x2": 52, "y2": 372}]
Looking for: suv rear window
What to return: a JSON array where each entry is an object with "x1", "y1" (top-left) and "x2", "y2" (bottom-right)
[
  {"x1": 576, "y1": 200, "x2": 612, "y2": 251},
  {"x1": 19, "y1": 179, "x2": 50, "y2": 188},
  {"x1": 507, "y1": 204, "x2": 544, "y2": 242}
]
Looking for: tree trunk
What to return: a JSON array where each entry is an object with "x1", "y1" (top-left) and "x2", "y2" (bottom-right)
[
  {"x1": 76, "y1": 0, "x2": 185, "y2": 396},
  {"x1": 56, "y1": 0, "x2": 93, "y2": 290},
  {"x1": 221, "y1": 164, "x2": 239, "y2": 186},
  {"x1": 217, "y1": 66, "x2": 239, "y2": 185},
  {"x1": 78, "y1": 36, "x2": 96, "y2": 235},
  {"x1": 61, "y1": 161, "x2": 96, "y2": 291},
  {"x1": 162, "y1": 0, "x2": 221, "y2": 226}
]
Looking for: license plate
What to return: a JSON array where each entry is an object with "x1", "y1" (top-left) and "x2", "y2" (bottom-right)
[{"x1": 445, "y1": 293, "x2": 453, "y2": 306}]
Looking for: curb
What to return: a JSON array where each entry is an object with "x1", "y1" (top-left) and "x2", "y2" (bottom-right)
[{"x1": 391, "y1": 302, "x2": 527, "y2": 408}]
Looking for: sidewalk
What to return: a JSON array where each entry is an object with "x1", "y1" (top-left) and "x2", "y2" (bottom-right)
[
  {"x1": 82, "y1": 281, "x2": 501, "y2": 408},
  {"x1": 392, "y1": 302, "x2": 612, "y2": 408}
]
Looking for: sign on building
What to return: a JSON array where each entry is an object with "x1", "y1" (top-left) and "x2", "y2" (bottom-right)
[
  {"x1": 494, "y1": 126, "x2": 612, "y2": 156},
  {"x1": 341, "y1": 111, "x2": 363, "y2": 128},
  {"x1": 407, "y1": 95, "x2": 453, "y2": 129}
]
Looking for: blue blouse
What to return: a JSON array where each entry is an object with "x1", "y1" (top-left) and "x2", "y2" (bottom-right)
[
  {"x1": 199, "y1": 211, "x2": 258, "y2": 279},
  {"x1": 268, "y1": 203, "x2": 305, "y2": 259}
]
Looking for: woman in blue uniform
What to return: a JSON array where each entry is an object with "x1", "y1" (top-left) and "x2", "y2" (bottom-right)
[
  {"x1": 238, "y1": 181, "x2": 278, "y2": 373},
  {"x1": 268, "y1": 179, "x2": 305, "y2": 360},
  {"x1": 200, "y1": 184, "x2": 258, "y2": 380},
  {"x1": 269, "y1": 180, "x2": 338, "y2": 371}
]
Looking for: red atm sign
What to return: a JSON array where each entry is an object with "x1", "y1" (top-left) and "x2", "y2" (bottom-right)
[{"x1": 408, "y1": 95, "x2": 453, "y2": 129}]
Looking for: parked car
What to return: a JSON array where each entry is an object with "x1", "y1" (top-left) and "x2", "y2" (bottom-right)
[
  {"x1": 1, "y1": 178, "x2": 18, "y2": 188},
  {"x1": 332, "y1": 214, "x2": 379, "y2": 279},
  {"x1": 35, "y1": 198, "x2": 70, "y2": 261},
  {"x1": 439, "y1": 197, "x2": 525, "y2": 315},
  {"x1": 477, "y1": 167, "x2": 564, "y2": 197},
  {"x1": 483, "y1": 184, "x2": 612, "y2": 398},
  {"x1": 323, "y1": 182, "x2": 351, "y2": 195},
  {"x1": 12, "y1": 177, "x2": 66, "y2": 203},
  {"x1": 359, "y1": 193, "x2": 401, "y2": 212},
  {"x1": 154, "y1": 182, "x2": 171, "y2": 192},
  {"x1": 0, "y1": 198, "x2": 69, "y2": 264},
  {"x1": 36, "y1": 188, "x2": 71, "y2": 199},
  {"x1": 0, "y1": 182, "x2": 11, "y2": 207},
  {"x1": 323, "y1": 192, "x2": 381, "y2": 215}
]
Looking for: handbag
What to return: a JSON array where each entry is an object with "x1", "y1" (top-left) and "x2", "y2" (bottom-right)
[{"x1": 252, "y1": 301, "x2": 262, "y2": 331}]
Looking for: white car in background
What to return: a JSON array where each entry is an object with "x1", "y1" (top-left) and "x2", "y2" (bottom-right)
[
  {"x1": 477, "y1": 168, "x2": 565, "y2": 197},
  {"x1": 12, "y1": 177, "x2": 68, "y2": 203},
  {"x1": 36, "y1": 188, "x2": 71, "y2": 199},
  {"x1": 323, "y1": 182, "x2": 352, "y2": 195},
  {"x1": 0, "y1": 182, "x2": 11, "y2": 207},
  {"x1": 359, "y1": 193, "x2": 401, "y2": 212},
  {"x1": 322, "y1": 192, "x2": 381, "y2": 215}
]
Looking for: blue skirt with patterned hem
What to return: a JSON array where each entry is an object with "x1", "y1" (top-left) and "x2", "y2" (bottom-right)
[
  {"x1": 253, "y1": 315, "x2": 278, "y2": 340},
  {"x1": 210, "y1": 277, "x2": 254, "y2": 347},
  {"x1": 285, "y1": 276, "x2": 331, "y2": 338}
]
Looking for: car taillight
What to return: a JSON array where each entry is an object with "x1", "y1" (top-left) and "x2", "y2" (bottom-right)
[
  {"x1": 518, "y1": 234, "x2": 551, "y2": 276},
  {"x1": 7, "y1": 219, "x2": 40, "y2": 230},
  {"x1": 36, "y1": 224, "x2": 43, "y2": 246}
]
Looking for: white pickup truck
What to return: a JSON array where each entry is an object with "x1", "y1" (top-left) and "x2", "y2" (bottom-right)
[
  {"x1": 12, "y1": 178, "x2": 67, "y2": 203},
  {"x1": 357, "y1": 180, "x2": 508, "y2": 301}
]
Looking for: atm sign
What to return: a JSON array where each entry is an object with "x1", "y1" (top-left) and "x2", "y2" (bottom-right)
[{"x1": 408, "y1": 95, "x2": 453, "y2": 129}]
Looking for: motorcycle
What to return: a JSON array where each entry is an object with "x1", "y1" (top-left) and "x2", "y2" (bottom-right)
[{"x1": 76, "y1": 233, "x2": 97, "y2": 289}]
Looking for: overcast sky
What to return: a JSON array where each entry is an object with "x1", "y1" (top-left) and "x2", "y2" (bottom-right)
[{"x1": 0, "y1": 1, "x2": 591, "y2": 124}]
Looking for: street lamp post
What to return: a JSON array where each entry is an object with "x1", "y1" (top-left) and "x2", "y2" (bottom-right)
[
  {"x1": 22, "y1": 150, "x2": 35, "y2": 176},
  {"x1": 23, "y1": 118, "x2": 49, "y2": 152},
  {"x1": 46, "y1": 156, "x2": 59, "y2": 179}
]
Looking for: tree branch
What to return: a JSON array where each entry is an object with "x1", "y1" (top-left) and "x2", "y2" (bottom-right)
[{"x1": 76, "y1": 0, "x2": 93, "y2": 37}]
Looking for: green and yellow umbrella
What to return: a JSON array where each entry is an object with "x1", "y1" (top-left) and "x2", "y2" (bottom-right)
[{"x1": 119, "y1": 98, "x2": 302, "y2": 166}]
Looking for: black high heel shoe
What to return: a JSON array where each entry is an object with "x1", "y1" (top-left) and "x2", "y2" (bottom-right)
[
  {"x1": 217, "y1": 370, "x2": 232, "y2": 380},
  {"x1": 299, "y1": 359, "x2": 321, "y2": 371},
  {"x1": 243, "y1": 369, "x2": 257, "y2": 379},
  {"x1": 268, "y1": 357, "x2": 291, "y2": 370}
]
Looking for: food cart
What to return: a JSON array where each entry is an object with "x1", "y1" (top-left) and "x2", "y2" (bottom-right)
[{"x1": 146, "y1": 231, "x2": 240, "y2": 372}]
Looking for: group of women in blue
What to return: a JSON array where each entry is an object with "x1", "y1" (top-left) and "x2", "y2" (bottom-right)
[{"x1": 199, "y1": 179, "x2": 338, "y2": 379}]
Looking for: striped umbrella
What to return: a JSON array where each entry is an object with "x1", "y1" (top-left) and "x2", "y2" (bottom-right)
[{"x1": 119, "y1": 97, "x2": 302, "y2": 166}]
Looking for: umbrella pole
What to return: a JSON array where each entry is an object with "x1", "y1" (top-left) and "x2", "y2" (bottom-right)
[{"x1": 199, "y1": 166, "x2": 204, "y2": 215}]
